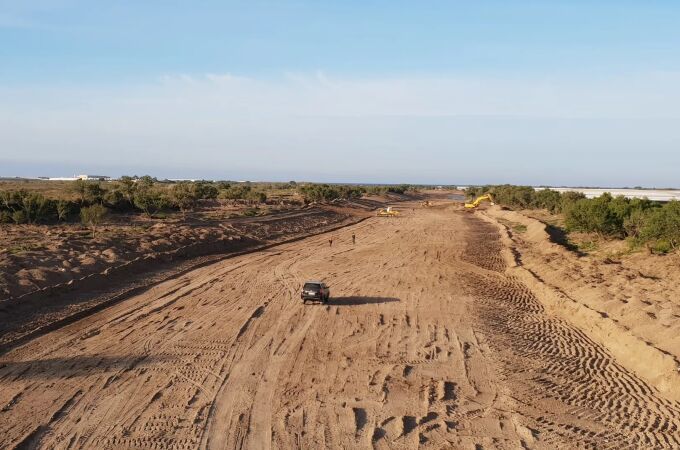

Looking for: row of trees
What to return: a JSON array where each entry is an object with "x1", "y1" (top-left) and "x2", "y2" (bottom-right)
[
  {"x1": 297, "y1": 184, "x2": 364, "y2": 203},
  {"x1": 0, "y1": 190, "x2": 69, "y2": 225},
  {"x1": 466, "y1": 185, "x2": 680, "y2": 253},
  {"x1": 297, "y1": 183, "x2": 414, "y2": 203},
  {"x1": 565, "y1": 194, "x2": 680, "y2": 252},
  {"x1": 1, "y1": 178, "x2": 419, "y2": 225},
  {"x1": 220, "y1": 184, "x2": 267, "y2": 203},
  {"x1": 466, "y1": 184, "x2": 585, "y2": 214},
  {"x1": 76, "y1": 176, "x2": 223, "y2": 216},
  {"x1": 0, "y1": 177, "x2": 265, "y2": 224},
  {"x1": 365, "y1": 184, "x2": 413, "y2": 195}
]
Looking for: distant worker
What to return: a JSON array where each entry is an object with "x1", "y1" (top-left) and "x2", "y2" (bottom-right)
[
  {"x1": 329, "y1": 238, "x2": 333, "y2": 247},
  {"x1": 352, "y1": 233, "x2": 356, "y2": 245}
]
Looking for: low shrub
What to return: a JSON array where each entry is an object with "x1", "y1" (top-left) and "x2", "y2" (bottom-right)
[
  {"x1": 0, "y1": 210, "x2": 12, "y2": 223},
  {"x1": 80, "y1": 204, "x2": 108, "y2": 238},
  {"x1": 171, "y1": 182, "x2": 199, "y2": 215},
  {"x1": 56, "y1": 200, "x2": 76, "y2": 221},
  {"x1": 650, "y1": 239, "x2": 672, "y2": 254},
  {"x1": 194, "y1": 181, "x2": 219, "y2": 200},
  {"x1": 639, "y1": 200, "x2": 680, "y2": 251},
  {"x1": 298, "y1": 184, "x2": 364, "y2": 203},
  {"x1": 12, "y1": 210, "x2": 27, "y2": 224},
  {"x1": 0, "y1": 190, "x2": 58, "y2": 223},
  {"x1": 533, "y1": 188, "x2": 563, "y2": 213},
  {"x1": 133, "y1": 185, "x2": 170, "y2": 216},
  {"x1": 466, "y1": 185, "x2": 680, "y2": 253}
]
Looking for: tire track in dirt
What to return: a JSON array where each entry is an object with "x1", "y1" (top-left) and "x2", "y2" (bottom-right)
[
  {"x1": 200, "y1": 249, "x2": 318, "y2": 450},
  {"x1": 462, "y1": 214, "x2": 680, "y2": 449},
  {"x1": 7, "y1": 203, "x2": 676, "y2": 449}
]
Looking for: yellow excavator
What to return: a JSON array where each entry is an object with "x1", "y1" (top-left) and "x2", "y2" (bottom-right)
[
  {"x1": 464, "y1": 194, "x2": 494, "y2": 209},
  {"x1": 377, "y1": 206, "x2": 400, "y2": 217}
]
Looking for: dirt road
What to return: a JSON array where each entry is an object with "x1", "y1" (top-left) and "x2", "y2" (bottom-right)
[{"x1": 1, "y1": 202, "x2": 680, "y2": 449}]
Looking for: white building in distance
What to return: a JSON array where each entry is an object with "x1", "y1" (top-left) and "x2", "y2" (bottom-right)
[{"x1": 48, "y1": 174, "x2": 112, "y2": 181}]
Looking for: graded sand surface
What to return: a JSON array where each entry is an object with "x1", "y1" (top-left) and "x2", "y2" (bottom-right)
[{"x1": 1, "y1": 201, "x2": 679, "y2": 449}]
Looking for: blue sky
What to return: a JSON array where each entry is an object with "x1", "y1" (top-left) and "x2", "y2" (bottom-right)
[{"x1": 2, "y1": 1, "x2": 680, "y2": 186}]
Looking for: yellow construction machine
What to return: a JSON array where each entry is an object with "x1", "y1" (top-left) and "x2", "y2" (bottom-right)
[
  {"x1": 377, "y1": 206, "x2": 400, "y2": 217},
  {"x1": 464, "y1": 194, "x2": 494, "y2": 209}
]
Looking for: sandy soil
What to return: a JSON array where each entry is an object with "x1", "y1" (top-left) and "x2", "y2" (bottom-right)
[
  {"x1": 1, "y1": 201, "x2": 680, "y2": 449},
  {"x1": 0, "y1": 198, "x2": 394, "y2": 351},
  {"x1": 0, "y1": 199, "x2": 387, "y2": 301},
  {"x1": 483, "y1": 206, "x2": 680, "y2": 403}
]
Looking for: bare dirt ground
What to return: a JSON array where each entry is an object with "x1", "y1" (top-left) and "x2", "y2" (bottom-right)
[
  {"x1": 0, "y1": 198, "x2": 391, "y2": 350},
  {"x1": 1, "y1": 200, "x2": 680, "y2": 449},
  {"x1": 483, "y1": 206, "x2": 680, "y2": 402},
  {"x1": 0, "y1": 198, "x2": 387, "y2": 301}
]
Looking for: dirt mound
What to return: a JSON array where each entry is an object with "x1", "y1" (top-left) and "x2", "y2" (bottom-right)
[
  {"x1": 0, "y1": 201, "x2": 385, "y2": 351},
  {"x1": 483, "y1": 206, "x2": 680, "y2": 402}
]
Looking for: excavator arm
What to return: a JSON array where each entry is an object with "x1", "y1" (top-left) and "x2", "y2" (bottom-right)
[{"x1": 464, "y1": 194, "x2": 494, "y2": 209}]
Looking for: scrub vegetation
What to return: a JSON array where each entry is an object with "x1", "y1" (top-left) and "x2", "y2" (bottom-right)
[
  {"x1": 0, "y1": 178, "x2": 419, "y2": 225},
  {"x1": 467, "y1": 185, "x2": 680, "y2": 253}
]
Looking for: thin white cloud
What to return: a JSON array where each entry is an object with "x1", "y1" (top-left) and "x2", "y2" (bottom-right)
[
  {"x1": 0, "y1": 13, "x2": 37, "y2": 29},
  {"x1": 0, "y1": 0, "x2": 79, "y2": 30},
  {"x1": 1, "y1": 72, "x2": 680, "y2": 184},
  {"x1": 140, "y1": 71, "x2": 680, "y2": 119}
]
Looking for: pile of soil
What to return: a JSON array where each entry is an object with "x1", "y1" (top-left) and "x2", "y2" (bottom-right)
[
  {"x1": 483, "y1": 206, "x2": 680, "y2": 401},
  {"x1": 0, "y1": 197, "x2": 400, "y2": 350}
]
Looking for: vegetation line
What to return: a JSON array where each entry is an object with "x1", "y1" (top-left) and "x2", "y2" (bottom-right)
[
  {"x1": 0, "y1": 177, "x2": 417, "y2": 226},
  {"x1": 467, "y1": 185, "x2": 680, "y2": 254}
]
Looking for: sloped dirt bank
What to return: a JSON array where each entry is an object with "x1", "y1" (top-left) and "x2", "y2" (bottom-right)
[
  {"x1": 480, "y1": 206, "x2": 680, "y2": 402},
  {"x1": 0, "y1": 199, "x2": 396, "y2": 352}
]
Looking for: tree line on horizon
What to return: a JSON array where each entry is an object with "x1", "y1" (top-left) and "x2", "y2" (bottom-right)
[
  {"x1": 0, "y1": 177, "x2": 417, "y2": 228},
  {"x1": 467, "y1": 185, "x2": 680, "y2": 254}
]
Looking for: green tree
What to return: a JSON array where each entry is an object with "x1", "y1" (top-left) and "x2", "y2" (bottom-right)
[
  {"x1": 104, "y1": 188, "x2": 127, "y2": 210},
  {"x1": 18, "y1": 192, "x2": 55, "y2": 223},
  {"x1": 533, "y1": 189, "x2": 562, "y2": 213},
  {"x1": 388, "y1": 184, "x2": 411, "y2": 194},
  {"x1": 71, "y1": 179, "x2": 87, "y2": 203},
  {"x1": 565, "y1": 193, "x2": 624, "y2": 237},
  {"x1": 221, "y1": 184, "x2": 252, "y2": 200},
  {"x1": 80, "y1": 204, "x2": 108, "y2": 238},
  {"x1": 118, "y1": 176, "x2": 137, "y2": 204},
  {"x1": 298, "y1": 184, "x2": 340, "y2": 202},
  {"x1": 624, "y1": 209, "x2": 648, "y2": 239},
  {"x1": 138, "y1": 175, "x2": 157, "y2": 186},
  {"x1": 171, "y1": 182, "x2": 199, "y2": 216},
  {"x1": 0, "y1": 190, "x2": 14, "y2": 210},
  {"x1": 245, "y1": 190, "x2": 267, "y2": 203},
  {"x1": 560, "y1": 191, "x2": 587, "y2": 215},
  {"x1": 0, "y1": 210, "x2": 12, "y2": 224},
  {"x1": 133, "y1": 185, "x2": 157, "y2": 216},
  {"x1": 83, "y1": 182, "x2": 105, "y2": 204},
  {"x1": 152, "y1": 191, "x2": 170, "y2": 213},
  {"x1": 640, "y1": 201, "x2": 680, "y2": 250},
  {"x1": 488, "y1": 185, "x2": 535, "y2": 209},
  {"x1": 56, "y1": 200, "x2": 73, "y2": 221},
  {"x1": 194, "y1": 181, "x2": 219, "y2": 199},
  {"x1": 12, "y1": 210, "x2": 27, "y2": 224}
]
